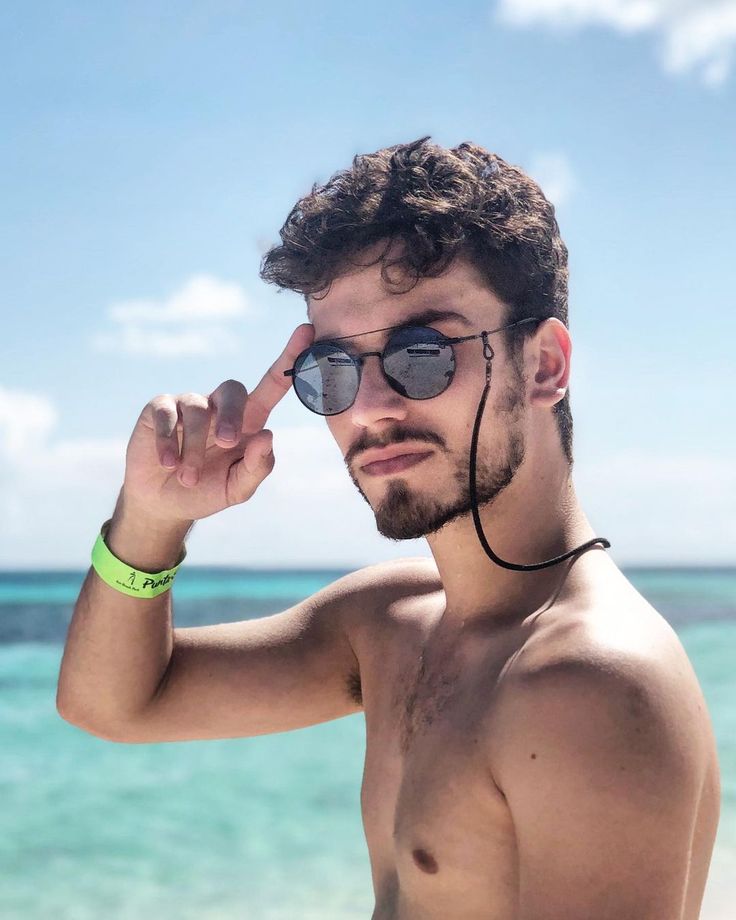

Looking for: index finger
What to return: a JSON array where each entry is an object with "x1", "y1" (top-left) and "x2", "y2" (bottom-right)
[{"x1": 242, "y1": 323, "x2": 315, "y2": 435}]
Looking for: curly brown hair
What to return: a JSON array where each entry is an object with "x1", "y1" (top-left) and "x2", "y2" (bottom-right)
[{"x1": 260, "y1": 136, "x2": 573, "y2": 467}]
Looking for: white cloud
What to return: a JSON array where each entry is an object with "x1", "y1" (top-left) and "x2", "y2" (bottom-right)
[
  {"x1": 0, "y1": 386, "x2": 58, "y2": 462},
  {"x1": 526, "y1": 152, "x2": 576, "y2": 207},
  {"x1": 495, "y1": 0, "x2": 736, "y2": 86},
  {"x1": 0, "y1": 387, "x2": 733, "y2": 568},
  {"x1": 90, "y1": 274, "x2": 256, "y2": 358}
]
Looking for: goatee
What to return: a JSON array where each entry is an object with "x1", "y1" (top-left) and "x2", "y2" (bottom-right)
[{"x1": 349, "y1": 427, "x2": 526, "y2": 541}]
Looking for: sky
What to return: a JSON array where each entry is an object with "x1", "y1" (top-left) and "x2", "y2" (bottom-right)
[{"x1": 1, "y1": 0, "x2": 734, "y2": 570}]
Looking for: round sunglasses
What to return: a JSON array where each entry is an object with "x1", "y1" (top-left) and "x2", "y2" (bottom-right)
[{"x1": 283, "y1": 316, "x2": 543, "y2": 416}]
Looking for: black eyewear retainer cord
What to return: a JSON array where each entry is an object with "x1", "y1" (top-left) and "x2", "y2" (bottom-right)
[{"x1": 469, "y1": 332, "x2": 611, "y2": 571}]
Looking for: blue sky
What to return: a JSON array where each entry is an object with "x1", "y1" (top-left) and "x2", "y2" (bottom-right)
[{"x1": 1, "y1": 0, "x2": 734, "y2": 568}]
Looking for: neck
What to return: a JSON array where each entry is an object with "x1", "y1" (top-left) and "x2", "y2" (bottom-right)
[{"x1": 424, "y1": 461, "x2": 605, "y2": 630}]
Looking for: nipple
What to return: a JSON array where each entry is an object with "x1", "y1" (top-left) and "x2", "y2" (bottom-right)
[{"x1": 412, "y1": 847, "x2": 439, "y2": 874}]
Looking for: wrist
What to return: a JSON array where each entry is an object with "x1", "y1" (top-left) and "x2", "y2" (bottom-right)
[{"x1": 105, "y1": 491, "x2": 193, "y2": 573}]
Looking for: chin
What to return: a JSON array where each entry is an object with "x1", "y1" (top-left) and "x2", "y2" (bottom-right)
[{"x1": 371, "y1": 478, "x2": 462, "y2": 541}]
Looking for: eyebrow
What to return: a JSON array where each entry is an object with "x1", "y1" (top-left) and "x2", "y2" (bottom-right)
[{"x1": 313, "y1": 308, "x2": 473, "y2": 345}]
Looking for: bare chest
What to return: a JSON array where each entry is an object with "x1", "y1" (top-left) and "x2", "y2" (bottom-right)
[
  {"x1": 351, "y1": 585, "x2": 720, "y2": 920},
  {"x1": 358, "y1": 620, "x2": 520, "y2": 919}
]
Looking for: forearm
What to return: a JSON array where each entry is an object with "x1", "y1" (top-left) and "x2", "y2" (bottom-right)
[{"x1": 56, "y1": 486, "x2": 195, "y2": 735}]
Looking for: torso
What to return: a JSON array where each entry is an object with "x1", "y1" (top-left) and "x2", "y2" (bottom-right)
[{"x1": 345, "y1": 553, "x2": 721, "y2": 920}]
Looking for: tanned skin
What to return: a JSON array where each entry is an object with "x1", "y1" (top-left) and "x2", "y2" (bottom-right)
[
  {"x1": 58, "y1": 241, "x2": 721, "y2": 920},
  {"x1": 305, "y1": 245, "x2": 720, "y2": 920}
]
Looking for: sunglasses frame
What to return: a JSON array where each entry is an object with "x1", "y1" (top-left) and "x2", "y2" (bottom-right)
[{"x1": 283, "y1": 316, "x2": 545, "y2": 416}]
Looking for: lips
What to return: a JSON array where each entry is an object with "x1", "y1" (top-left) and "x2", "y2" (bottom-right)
[
  {"x1": 361, "y1": 451, "x2": 434, "y2": 476},
  {"x1": 359, "y1": 445, "x2": 434, "y2": 468}
]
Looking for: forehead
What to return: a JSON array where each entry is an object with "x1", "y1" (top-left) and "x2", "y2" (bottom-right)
[{"x1": 307, "y1": 254, "x2": 505, "y2": 340}]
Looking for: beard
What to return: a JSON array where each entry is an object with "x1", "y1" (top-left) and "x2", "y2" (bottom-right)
[
  {"x1": 347, "y1": 373, "x2": 528, "y2": 541},
  {"x1": 363, "y1": 426, "x2": 526, "y2": 540}
]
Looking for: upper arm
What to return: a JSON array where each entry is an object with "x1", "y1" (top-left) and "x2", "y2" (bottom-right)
[
  {"x1": 101, "y1": 562, "x2": 388, "y2": 744},
  {"x1": 491, "y1": 654, "x2": 706, "y2": 920}
]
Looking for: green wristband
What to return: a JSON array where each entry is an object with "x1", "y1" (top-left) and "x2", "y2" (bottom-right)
[{"x1": 91, "y1": 518, "x2": 187, "y2": 598}]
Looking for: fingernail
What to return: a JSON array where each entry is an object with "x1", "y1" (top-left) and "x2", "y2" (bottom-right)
[
  {"x1": 217, "y1": 424, "x2": 235, "y2": 442},
  {"x1": 181, "y1": 467, "x2": 198, "y2": 487},
  {"x1": 163, "y1": 450, "x2": 177, "y2": 468}
]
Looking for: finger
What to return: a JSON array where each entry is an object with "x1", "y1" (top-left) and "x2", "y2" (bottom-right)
[
  {"x1": 148, "y1": 395, "x2": 180, "y2": 469},
  {"x1": 242, "y1": 323, "x2": 315, "y2": 436},
  {"x1": 207, "y1": 379, "x2": 249, "y2": 447},
  {"x1": 240, "y1": 427, "x2": 273, "y2": 473},
  {"x1": 176, "y1": 393, "x2": 211, "y2": 487},
  {"x1": 230, "y1": 432, "x2": 276, "y2": 502}
]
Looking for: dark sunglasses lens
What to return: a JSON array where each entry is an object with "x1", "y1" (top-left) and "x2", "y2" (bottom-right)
[
  {"x1": 384, "y1": 326, "x2": 455, "y2": 398},
  {"x1": 292, "y1": 343, "x2": 359, "y2": 415}
]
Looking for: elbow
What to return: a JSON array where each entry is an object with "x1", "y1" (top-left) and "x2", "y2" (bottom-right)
[{"x1": 55, "y1": 700, "x2": 133, "y2": 744}]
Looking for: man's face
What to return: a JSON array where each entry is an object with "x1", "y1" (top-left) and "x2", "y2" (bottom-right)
[{"x1": 306, "y1": 249, "x2": 529, "y2": 541}]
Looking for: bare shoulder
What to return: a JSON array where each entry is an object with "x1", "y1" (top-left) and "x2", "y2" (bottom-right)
[
  {"x1": 334, "y1": 555, "x2": 443, "y2": 709},
  {"x1": 506, "y1": 590, "x2": 707, "y2": 713},
  {"x1": 312, "y1": 554, "x2": 440, "y2": 615},
  {"x1": 356, "y1": 554, "x2": 442, "y2": 593},
  {"x1": 492, "y1": 589, "x2": 719, "y2": 787},
  {"x1": 340, "y1": 555, "x2": 443, "y2": 641},
  {"x1": 487, "y1": 589, "x2": 721, "y2": 920},
  {"x1": 339, "y1": 555, "x2": 443, "y2": 669}
]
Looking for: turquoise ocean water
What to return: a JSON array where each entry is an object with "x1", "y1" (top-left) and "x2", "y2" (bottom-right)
[{"x1": 1, "y1": 566, "x2": 734, "y2": 919}]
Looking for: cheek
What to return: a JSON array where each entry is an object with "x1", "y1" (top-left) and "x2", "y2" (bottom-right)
[
  {"x1": 454, "y1": 352, "x2": 518, "y2": 421},
  {"x1": 436, "y1": 372, "x2": 480, "y2": 432},
  {"x1": 449, "y1": 350, "x2": 485, "y2": 401}
]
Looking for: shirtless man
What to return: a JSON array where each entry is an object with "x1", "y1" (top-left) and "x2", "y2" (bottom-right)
[{"x1": 57, "y1": 137, "x2": 721, "y2": 919}]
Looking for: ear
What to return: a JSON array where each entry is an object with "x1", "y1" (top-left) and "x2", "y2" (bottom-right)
[{"x1": 526, "y1": 318, "x2": 571, "y2": 409}]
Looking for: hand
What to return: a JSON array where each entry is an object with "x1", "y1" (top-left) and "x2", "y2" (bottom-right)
[{"x1": 120, "y1": 323, "x2": 315, "y2": 524}]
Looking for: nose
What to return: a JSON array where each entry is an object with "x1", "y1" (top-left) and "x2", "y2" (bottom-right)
[{"x1": 348, "y1": 354, "x2": 409, "y2": 427}]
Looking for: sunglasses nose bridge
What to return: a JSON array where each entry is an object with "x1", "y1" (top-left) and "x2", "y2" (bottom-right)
[
  {"x1": 352, "y1": 349, "x2": 405, "y2": 403},
  {"x1": 340, "y1": 351, "x2": 407, "y2": 425}
]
